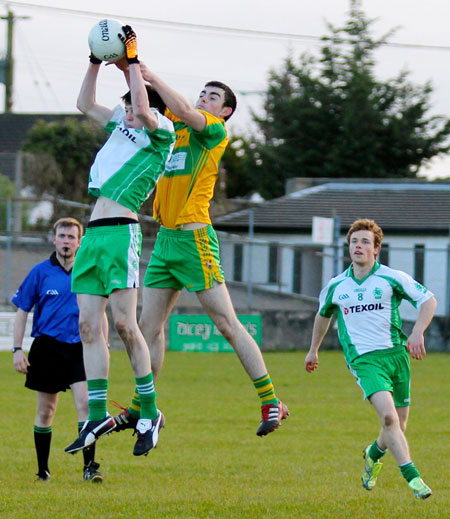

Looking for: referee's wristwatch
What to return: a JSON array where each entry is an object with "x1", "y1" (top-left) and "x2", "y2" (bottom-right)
[{"x1": 11, "y1": 346, "x2": 22, "y2": 353}]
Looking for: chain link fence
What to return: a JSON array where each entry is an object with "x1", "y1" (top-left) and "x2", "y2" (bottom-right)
[{"x1": 1, "y1": 196, "x2": 450, "y2": 317}]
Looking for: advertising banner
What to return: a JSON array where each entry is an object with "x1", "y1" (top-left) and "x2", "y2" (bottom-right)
[{"x1": 169, "y1": 314, "x2": 262, "y2": 352}]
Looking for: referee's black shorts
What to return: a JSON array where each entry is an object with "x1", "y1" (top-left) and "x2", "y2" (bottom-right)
[{"x1": 25, "y1": 335, "x2": 86, "y2": 394}]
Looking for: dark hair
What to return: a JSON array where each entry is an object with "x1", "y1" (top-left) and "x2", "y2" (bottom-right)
[
  {"x1": 121, "y1": 85, "x2": 167, "y2": 114},
  {"x1": 53, "y1": 217, "x2": 83, "y2": 239},
  {"x1": 205, "y1": 81, "x2": 237, "y2": 120}
]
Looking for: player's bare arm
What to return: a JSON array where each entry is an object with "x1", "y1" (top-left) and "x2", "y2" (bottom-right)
[
  {"x1": 12, "y1": 308, "x2": 30, "y2": 374},
  {"x1": 128, "y1": 64, "x2": 159, "y2": 131},
  {"x1": 119, "y1": 26, "x2": 159, "y2": 132},
  {"x1": 139, "y1": 62, "x2": 207, "y2": 131},
  {"x1": 407, "y1": 296, "x2": 437, "y2": 360},
  {"x1": 77, "y1": 62, "x2": 113, "y2": 127},
  {"x1": 305, "y1": 313, "x2": 332, "y2": 372}
]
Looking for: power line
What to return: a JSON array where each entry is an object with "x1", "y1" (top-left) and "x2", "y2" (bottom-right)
[
  {"x1": 3, "y1": 1, "x2": 450, "y2": 52},
  {"x1": 15, "y1": 23, "x2": 63, "y2": 110}
]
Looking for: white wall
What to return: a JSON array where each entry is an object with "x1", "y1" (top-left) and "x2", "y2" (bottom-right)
[
  {"x1": 383, "y1": 236, "x2": 448, "y2": 318},
  {"x1": 218, "y1": 231, "x2": 449, "y2": 317}
]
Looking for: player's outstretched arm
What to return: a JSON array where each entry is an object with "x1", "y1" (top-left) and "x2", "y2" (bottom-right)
[
  {"x1": 407, "y1": 296, "x2": 437, "y2": 360},
  {"x1": 139, "y1": 62, "x2": 207, "y2": 131},
  {"x1": 129, "y1": 65, "x2": 159, "y2": 131},
  {"x1": 12, "y1": 308, "x2": 30, "y2": 374},
  {"x1": 305, "y1": 313, "x2": 332, "y2": 373},
  {"x1": 76, "y1": 58, "x2": 113, "y2": 126},
  {"x1": 119, "y1": 25, "x2": 159, "y2": 132}
]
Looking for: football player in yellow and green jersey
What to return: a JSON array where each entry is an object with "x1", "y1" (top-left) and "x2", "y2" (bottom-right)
[
  {"x1": 154, "y1": 108, "x2": 228, "y2": 229},
  {"x1": 112, "y1": 68, "x2": 289, "y2": 440}
]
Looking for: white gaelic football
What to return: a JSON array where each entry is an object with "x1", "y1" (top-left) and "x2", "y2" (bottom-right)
[{"x1": 88, "y1": 19, "x2": 126, "y2": 62}]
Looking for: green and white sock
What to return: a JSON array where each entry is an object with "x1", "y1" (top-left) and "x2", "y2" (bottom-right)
[
  {"x1": 399, "y1": 461, "x2": 420, "y2": 483},
  {"x1": 136, "y1": 373, "x2": 157, "y2": 420},
  {"x1": 87, "y1": 378, "x2": 108, "y2": 421},
  {"x1": 369, "y1": 441, "x2": 386, "y2": 462}
]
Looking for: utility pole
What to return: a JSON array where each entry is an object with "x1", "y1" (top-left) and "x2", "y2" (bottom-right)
[
  {"x1": 0, "y1": 9, "x2": 29, "y2": 234},
  {"x1": 447, "y1": 222, "x2": 450, "y2": 318},
  {"x1": 0, "y1": 9, "x2": 29, "y2": 112},
  {"x1": 246, "y1": 209, "x2": 254, "y2": 309},
  {"x1": 332, "y1": 213, "x2": 341, "y2": 277}
]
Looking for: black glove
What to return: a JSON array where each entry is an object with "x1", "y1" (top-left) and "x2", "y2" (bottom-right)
[
  {"x1": 89, "y1": 53, "x2": 102, "y2": 65},
  {"x1": 119, "y1": 25, "x2": 139, "y2": 64}
]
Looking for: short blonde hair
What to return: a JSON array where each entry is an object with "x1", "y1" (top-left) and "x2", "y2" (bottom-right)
[
  {"x1": 53, "y1": 217, "x2": 83, "y2": 239},
  {"x1": 346, "y1": 219, "x2": 383, "y2": 249}
]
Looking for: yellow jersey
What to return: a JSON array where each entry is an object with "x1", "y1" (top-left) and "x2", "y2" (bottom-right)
[{"x1": 153, "y1": 109, "x2": 228, "y2": 229}]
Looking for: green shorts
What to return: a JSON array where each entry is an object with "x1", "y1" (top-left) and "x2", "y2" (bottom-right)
[
  {"x1": 143, "y1": 225, "x2": 225, "y2": 292},
  {"x1": 72, "y1": 223, "x2": 142, "y2": 296},
  {"x1": 348, "y1": 346, "x2": 411, "y2": 407}
]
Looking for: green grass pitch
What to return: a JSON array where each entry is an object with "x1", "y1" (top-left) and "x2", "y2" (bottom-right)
[{"x1": 0, "y1": 350, "x2": 449, "y2": 518}]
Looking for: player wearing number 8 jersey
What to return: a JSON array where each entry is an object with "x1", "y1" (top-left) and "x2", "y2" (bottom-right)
[
  {"x1": 318, "y1": 263, "x2": 432, "y2": 365},
  {"x1": 305, "y1": 219, "x2": 436, "y2": 500}
]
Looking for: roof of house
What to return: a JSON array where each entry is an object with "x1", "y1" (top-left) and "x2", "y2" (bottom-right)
[{"x1": 213, "y1": 180, "x2": 450, "y2": 235}]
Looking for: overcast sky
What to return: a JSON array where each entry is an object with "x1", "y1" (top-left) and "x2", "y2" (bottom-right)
[{"x1": 1, "y1": 0, "x2": 450, "y2": 179}]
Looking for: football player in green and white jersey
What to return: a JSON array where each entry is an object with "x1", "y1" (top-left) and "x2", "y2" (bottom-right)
[
  {"x1": 65, "y1": 26, "x2": 175, "y2": 459},
  {"x1": 305, "y1": 219, "x2": 437, "y2": 500}
]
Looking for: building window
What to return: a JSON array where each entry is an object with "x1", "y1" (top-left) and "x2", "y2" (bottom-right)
[
  {"x1": 268, "y1": 244, "x2": 278, "y2": 283},
  {"x1": 379, "y1": 244, "x2": 389, "y2": 265},
  {"x1": 293, "y1": 248, "x2": 302, "y2": 293},
  {"x1": 414, "y1": 244, "x2": 425, "y2": 285},
  {"x1": 233, "y1": 243, "x2": 243, "y2": 282}
]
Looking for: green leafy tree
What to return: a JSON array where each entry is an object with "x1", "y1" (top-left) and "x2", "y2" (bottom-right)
[
  {"x1": 0, "y1": 173, "x2": 15, "y2": 230},
  {"x1": 22, "y1": 117, "x2": 107, "y2": 222},
  {"x1": 221, "y1": 135, "x2": 255, "y2": 198},
  {"x1": 21, "y1": 118, "x2": 160, "y2": 234},
  {"x1": 246, "y1": 0, "x2": 450, "y2": 199}
]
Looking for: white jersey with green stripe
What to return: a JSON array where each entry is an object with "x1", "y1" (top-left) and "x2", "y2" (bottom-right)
[
  {"x1": 318, "y1": 262, "x2": 433, "y2": 364},
  {"x1": 88, "y1": 105, "x2": 175, "y2": 214}
]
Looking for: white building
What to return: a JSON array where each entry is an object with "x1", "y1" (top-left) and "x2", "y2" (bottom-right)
[{"x1": 214, "y1": 179, "x2": 450, "y2": 318}]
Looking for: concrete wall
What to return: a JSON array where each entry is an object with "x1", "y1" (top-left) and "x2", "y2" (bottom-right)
[{"x1": 264, "y1": 312, "x2": 449, "y2": 352}]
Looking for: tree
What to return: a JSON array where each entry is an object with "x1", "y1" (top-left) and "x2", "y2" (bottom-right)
[
  {"x1": 0, "y1": 173, "x2": 14, "y2": 230},
  {"x1": 220, "y1": 135, "x2": 255, "y2": 199},
  {"x1": 21, "y1": 118, "x2": 160, "y2": 233},
  {"x1": 22, "y1": 117, "x2": 107, "y2": 222},
  {"x1": 245, "y1": 0, "x2": 450, "y2": 199}
]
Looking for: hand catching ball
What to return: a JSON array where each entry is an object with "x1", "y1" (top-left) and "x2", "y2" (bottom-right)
[{"x1": 88, "y1": 19, "x2": 126, "y2": 62}]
